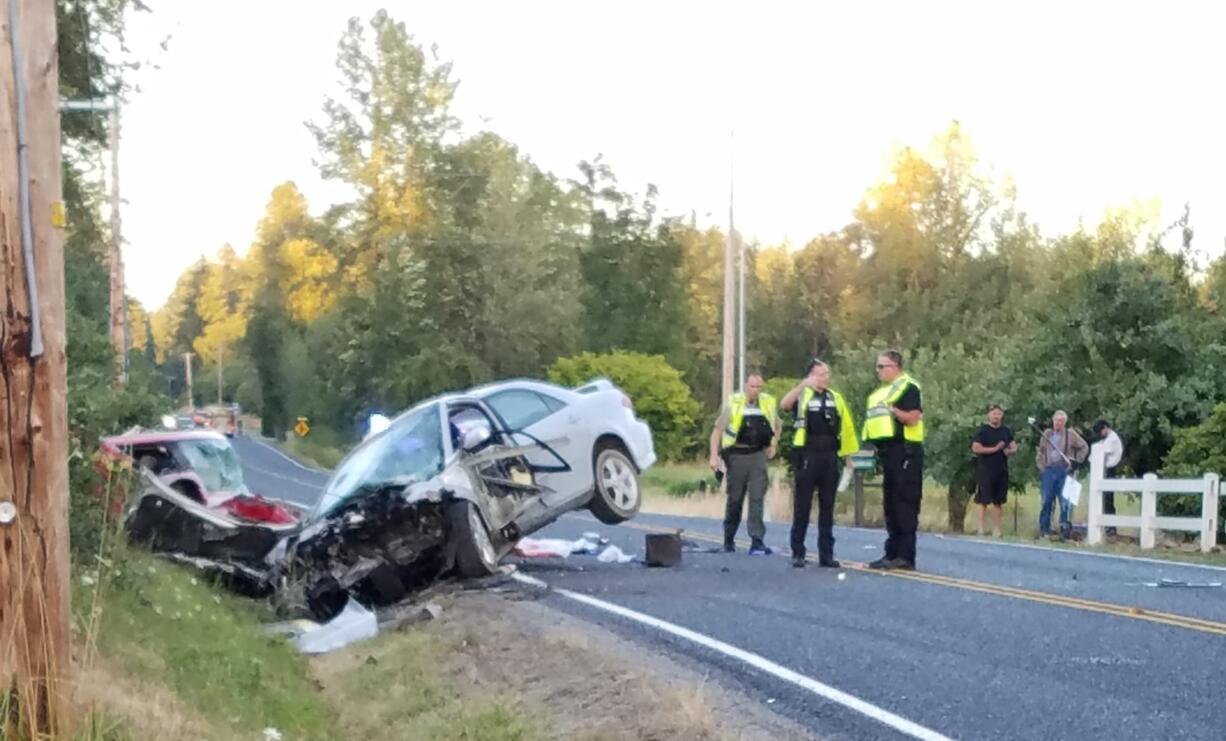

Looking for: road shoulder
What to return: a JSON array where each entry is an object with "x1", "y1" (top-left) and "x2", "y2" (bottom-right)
[{"x1": 313, "y1": 587, "x2": 815, "y2": 740}]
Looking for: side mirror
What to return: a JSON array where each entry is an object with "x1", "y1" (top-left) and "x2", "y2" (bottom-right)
[{"x1": 461, "y1": 425, "x2": 492, "y2": 452}]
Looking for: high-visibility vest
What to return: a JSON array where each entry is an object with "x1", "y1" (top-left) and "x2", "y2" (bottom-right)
[
  {"x1": 862, "y1": 373, "x2": 924, "y2": 443},
  {"x1": 792, "y1": 387, "x2": 860, "y2": 457},
  {"x1": 721, "y1": 393, "x2": 779, "y2": 450}
]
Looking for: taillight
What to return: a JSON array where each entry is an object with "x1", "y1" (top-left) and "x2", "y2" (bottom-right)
[{"x1": 622, "y1": 394, "x2": 633, "y2": 410}]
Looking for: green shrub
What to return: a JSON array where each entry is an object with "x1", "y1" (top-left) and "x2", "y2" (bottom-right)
[
  {"x1": 549, "y1": 351, "x2": 702, "y2": 462},
  {"x1": 1162, "y1": 402, "x2": 1226, "y2": 542}
]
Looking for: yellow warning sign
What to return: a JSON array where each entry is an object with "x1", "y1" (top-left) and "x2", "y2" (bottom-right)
[{"x1": 294, "y1": 417, "x2": 310, "y2": 438}]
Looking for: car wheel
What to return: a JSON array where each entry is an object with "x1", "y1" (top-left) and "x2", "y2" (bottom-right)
[
  {"x1": 446, "y1": 500, "x2": 500, "y2": 578},
  {"x1": 589, "y1": 443, "x2": 641, "y2": 524}
]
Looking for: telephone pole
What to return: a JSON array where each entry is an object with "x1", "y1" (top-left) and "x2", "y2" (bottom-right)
[
  {"x1": 217, "y1": 343, "x2": 224, "y2": 405},
  {"x1": 59, "y1": 97, "x2": 124, "y2": 387},
  {"x1": 184, "y1": 351, "x2": 194, "y2": 409},
  {"x1": 108, "y1": 103, "x2": 125, "y2": 386},
  {"x1": 1, "y1": 0, "x2": 72, "y2": 734},
  {"x1": 720, "y1": 131, "x2": 736, "y2": 404}
]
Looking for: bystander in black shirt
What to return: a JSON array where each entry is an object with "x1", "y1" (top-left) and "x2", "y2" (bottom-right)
[{"x1": 974, "y1": 423, "x2": 1014, "y2": 480}]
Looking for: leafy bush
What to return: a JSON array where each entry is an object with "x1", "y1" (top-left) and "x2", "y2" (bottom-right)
[
  {"x1": 1162, "y1": 403, "x2": 1226, "y2": 542},
  {"x1": 549, "y1": 351, "x2": 702, "y2": 462}
]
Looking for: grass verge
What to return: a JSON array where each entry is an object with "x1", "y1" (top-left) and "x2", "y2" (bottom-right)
[
  {"x1": 282, "y1": 436, "x2": 346, "y2": 470},
  {"x1": 74, "y1": 547, "x2": 337, "y2": 740},
  {"x1": 72, "y1": 547, "x2": 546, "y2": 740}
]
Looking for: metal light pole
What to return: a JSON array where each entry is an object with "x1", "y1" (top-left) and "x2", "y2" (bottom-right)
[{"x1": 60, "y1": 97, "x2": 126, "y2": 386}]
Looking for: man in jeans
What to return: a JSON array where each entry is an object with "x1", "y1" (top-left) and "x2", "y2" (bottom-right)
[{"x1": 1035, "y1": 411, "x2": 1089, "y2": 539}]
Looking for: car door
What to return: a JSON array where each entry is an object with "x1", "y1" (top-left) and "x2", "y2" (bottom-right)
[{"x1": 483, "y1": 388, "x2": 592, "y2": 508}]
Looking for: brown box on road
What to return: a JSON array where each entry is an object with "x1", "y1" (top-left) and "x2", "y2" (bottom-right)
[{"x1": 644, "y1": 533, "x2": 682, "y2": 567}]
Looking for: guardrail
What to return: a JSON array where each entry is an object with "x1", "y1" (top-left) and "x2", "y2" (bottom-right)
[{"x1": 1086, "y1": 444, "x2": 1220, "y2": 552}]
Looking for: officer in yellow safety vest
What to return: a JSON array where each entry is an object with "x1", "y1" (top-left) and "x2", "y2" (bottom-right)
[
  {"x1": 708, "y1": 372, "x2": 781, "y2": 554},
  {"x1": 861, "y1": 350, "x2": 925, "y2": 570},
  {"x1": 780, "y1": 359, "x2": 859, "y2": 568}
]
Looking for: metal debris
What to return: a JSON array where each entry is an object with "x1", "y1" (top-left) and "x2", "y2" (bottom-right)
[{"x1": 1144, "y1": 578, "x2": 1222, "y2": 588}]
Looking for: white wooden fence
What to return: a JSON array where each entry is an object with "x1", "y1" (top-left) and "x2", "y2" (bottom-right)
[{"x1": 1086, "y1": 443, "x2": 1220, "y2": 552}]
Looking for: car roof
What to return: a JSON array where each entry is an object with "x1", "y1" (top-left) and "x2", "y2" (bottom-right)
[
  {"x1": 468, "y1": 378, "x2": 575, "y2": 399},
  {"x1": 103, "y1": 429, "x2": 228, "y2": 447}
]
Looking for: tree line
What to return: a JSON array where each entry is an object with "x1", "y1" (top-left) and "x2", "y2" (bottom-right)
[{"x1": 71, "y1": 10, "x2": 1226, "y2": 534}]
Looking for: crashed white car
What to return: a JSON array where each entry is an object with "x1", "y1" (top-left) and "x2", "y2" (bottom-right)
[{"x1": 314, "y1": 378, "x2": 656, "y2": 576}]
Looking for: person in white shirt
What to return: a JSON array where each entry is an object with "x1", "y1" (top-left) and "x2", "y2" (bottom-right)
[{"x1": 1092, "y1": 419, "x2": 1125, "y2": 536}]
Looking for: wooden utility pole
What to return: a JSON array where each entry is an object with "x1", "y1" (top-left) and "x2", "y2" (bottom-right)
[
  {"x1": 0, "y1": 0, "x2": 71, "y2": 735},
  {"x1": 184, "y1": 351, "x2": 194, "y2": 408},
  {"x1": 217, "y1": 342, "x2": 224, "y2": 404}
]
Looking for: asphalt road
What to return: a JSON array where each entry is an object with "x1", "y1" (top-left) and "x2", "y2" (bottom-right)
[
  {"x1": 230, "y1": 434, "x2": 329, "y2": 507},
  {"x1": 233, "y1": 436, "x2": 1226, "y2": 740}
]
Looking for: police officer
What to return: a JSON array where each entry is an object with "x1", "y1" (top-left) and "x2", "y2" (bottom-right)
[
  {"x1": 780, "y1": 359, "x2": 859, "y2": 568},
  {"x1": 862, "y1": 350, "x2": 924, "y2": 570},
  {"x1": 709, "y1": 372, "x2": 781, "y2": 554}
]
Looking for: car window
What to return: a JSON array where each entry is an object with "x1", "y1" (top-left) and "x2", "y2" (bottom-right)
[
  {"x1": 176, "y1": 438, "x2": 247, "y2": 493},
  {"x1": 486, "y1": 390, "x2": 555, "y2": 430},
  {"x1": 539, "y1": 393, "x2": 568, "y2": 414},
  {"x1": 131, "y1": 444, "x2": 176, "y2": 475},
  {"x1": 448, "y1": 404, "x2": 501, "y2": 451},
  {"x1": 315, "y1": 404, "x2": 444, "y2": 518}
]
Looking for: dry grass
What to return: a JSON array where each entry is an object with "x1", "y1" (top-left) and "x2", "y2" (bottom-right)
[
  {"x1": 314, "y1": 591, "x2": 810, "y2": 741},
  {"x1": 72, "y1": 663, "x2": 219, "y2": 741}
]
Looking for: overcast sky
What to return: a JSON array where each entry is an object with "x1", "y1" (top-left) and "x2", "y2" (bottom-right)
[{"x1": 118, "y1": 0, "x2": 1226, "y2": 309}]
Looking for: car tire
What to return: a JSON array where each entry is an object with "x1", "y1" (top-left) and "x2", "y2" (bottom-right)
[
  {"x1": 446, "y1": 500, "x2": 500, "y2": 578},
  {"x1": 589, "y1": 442, "x2": 641, "y2": 524}
]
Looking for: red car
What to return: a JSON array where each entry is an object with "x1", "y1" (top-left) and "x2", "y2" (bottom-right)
[{"x1": 100, "y1": 429, "x2": 299, "y2": 525}]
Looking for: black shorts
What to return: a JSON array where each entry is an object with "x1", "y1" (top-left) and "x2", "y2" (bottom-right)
[{"x1": 974, "y1": 472, "x2": 1008, "y2": 505}]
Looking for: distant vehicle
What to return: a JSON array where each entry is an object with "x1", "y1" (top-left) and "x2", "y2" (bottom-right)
[
  {"x1": 198, "y1": 404, "x2": 240, "y2": 437},
  {"x1": 102, "y1": 429, "x2": 298, "y2": 524}
]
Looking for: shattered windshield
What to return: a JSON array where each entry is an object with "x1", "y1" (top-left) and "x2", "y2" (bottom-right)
[
  {"x1": 314, "y1": 404, "x2": 444, "y2": 518},
  {"x1": 177, "y1": 438, "x2": 247, "y2": 493}
]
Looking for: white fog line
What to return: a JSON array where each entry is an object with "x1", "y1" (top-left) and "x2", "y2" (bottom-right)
[{"x1": 511, "y1": 573, "x2": 953, "y2": 741}]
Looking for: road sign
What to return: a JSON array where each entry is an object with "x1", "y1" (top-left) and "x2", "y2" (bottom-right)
[{"x1": 294, "y1": 416, "x2": 310, "y2": 438}]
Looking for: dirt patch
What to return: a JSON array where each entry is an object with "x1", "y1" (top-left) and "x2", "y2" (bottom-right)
[{"x1": 313, "y1": 588, "x2": 814, "y2": 741}]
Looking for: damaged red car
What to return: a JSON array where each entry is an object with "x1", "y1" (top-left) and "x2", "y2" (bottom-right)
[{"x1": 102, "y1": 429, "x2": 300, "y2": 525}]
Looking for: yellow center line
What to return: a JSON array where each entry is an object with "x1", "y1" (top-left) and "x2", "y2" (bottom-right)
[{"x1": 609, "y1": 519, "x2": 1226, "y2": 638}]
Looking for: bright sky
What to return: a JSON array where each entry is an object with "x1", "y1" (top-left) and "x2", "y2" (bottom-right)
[{"x1": 120, "y1": 0, "x2": 1226, "y2": 309}]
